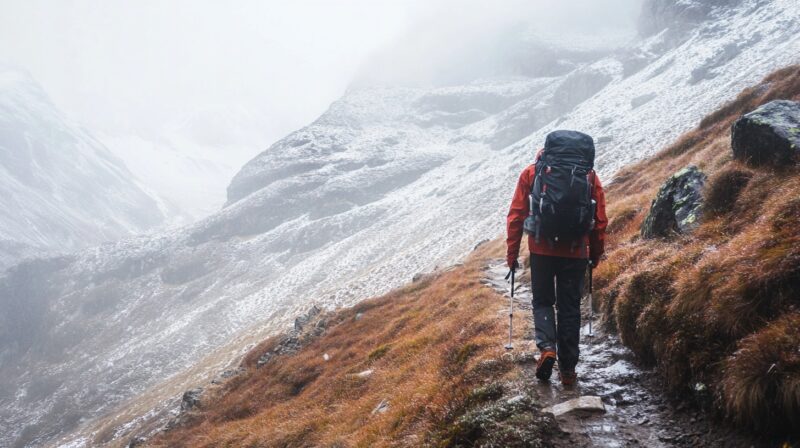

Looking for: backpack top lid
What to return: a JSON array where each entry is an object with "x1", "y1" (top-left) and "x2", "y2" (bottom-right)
[{"x1": 543, "y1": 130, "x2": 595, "y2": 168}]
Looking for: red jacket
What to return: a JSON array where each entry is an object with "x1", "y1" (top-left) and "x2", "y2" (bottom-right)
[{"x1": 506, "y1": 158, "x2": 607, "y2": 267}]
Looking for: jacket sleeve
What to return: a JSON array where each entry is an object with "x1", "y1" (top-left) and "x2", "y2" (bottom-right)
[
  {"x1": 590, "y1": 172, "x2": 608, "y2": 261},
  {"x1": 506, "y1": 167, "x2": 531, "y2": 266}
]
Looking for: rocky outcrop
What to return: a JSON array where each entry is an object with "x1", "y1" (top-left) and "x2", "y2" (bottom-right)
[
  {"x1": 690, "y1": 43, "x2": 743, "y2": 85},
  {"x1": 638, "y1": 0, "x2": 741, "y2": 37},
  {"x1": 731, "y1": 100, "x2": 800, "y2": 166},
  {"x1": 294, "y1": 305, "x2": 321, "y2": 331},
  {"x1": 412, "y1": 272, "x2": 434, "y2": 283},
  {"x1": 180, "y1": 388, "x2": 203, "y2": 412},
  {"x1": 257, "y1": 306, "x2": 329, "y2": 367},
  {"x1": 641, "y1": 166, "x2": 707, "y2": 239},
  {"x1": 126, "y1": 436, "x2": 147, "y2": 448},
  {"x1": 443, "y1": 389, "x2": 560, "y2": 446}
]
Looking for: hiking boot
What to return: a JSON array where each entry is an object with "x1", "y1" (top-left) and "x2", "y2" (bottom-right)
[
  {"x1": 535, "y1": 350, "x2": 557, "y2": 381},
  {"x1": 560, "y1": 370, "x2": 577, "y2": 387}
]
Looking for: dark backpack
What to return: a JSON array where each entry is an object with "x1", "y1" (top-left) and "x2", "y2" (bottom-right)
[{"x1": 523, "y1": 130, "x2": 596, "y2": 244}]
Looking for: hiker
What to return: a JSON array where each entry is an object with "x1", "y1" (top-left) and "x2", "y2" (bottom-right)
[{"x1": 506, "y1": 130, "x2": 607, "y2": 386}]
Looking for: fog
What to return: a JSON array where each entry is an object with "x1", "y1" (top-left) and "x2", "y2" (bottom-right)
[
  {"x1": 0, "y1": 0, "x2": 641, "y2": 222},
  {"x1": 355, "y1": 0, "x2": 644, "y2": 88},
  {"x1": 1, "y1": 0, "x2": 642, "y2": 152},
  {"x1": 0, "y1": 1, "x2": 425, "y2": 149}
]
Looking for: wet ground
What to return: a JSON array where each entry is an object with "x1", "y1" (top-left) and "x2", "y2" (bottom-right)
[{"x1": 482, "y1": 260, "x2": 768, "y2": 448}]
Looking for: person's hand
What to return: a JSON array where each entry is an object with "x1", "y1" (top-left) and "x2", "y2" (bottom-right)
[{"x1": 507, "y1": 258, "x2": 520, "y2": 272}]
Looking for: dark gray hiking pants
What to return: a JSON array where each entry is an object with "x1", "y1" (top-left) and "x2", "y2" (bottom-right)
[{"x1": 530, "y1": 254, "x2": 587, "y2": 372}]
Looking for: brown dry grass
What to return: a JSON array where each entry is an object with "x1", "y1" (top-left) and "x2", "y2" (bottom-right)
[
  {"x1": 594, "y1": 65, "x2": 800, "y2": 434},
  {"x1": 720, "y1": 312, "x2": 800, "y2": 431},
  {"x1": 147, "y1": 240, "x2": 532, "y2": 447}
]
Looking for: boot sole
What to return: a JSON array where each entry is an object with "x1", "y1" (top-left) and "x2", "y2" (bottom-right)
[{"x1": 535, "y1": 356, "x2": 556, "y2": 381}]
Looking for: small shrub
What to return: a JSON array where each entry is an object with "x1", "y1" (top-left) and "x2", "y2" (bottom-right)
[
  {"x1": 593, "y1": 258, "x2": 622, "y2": 292},
  {"x1": 448, "y1": 343, "x2": 479, "y2": 367},
  {"x1": 367, "y1": 344, "x2": 391, "y2": 363},
  {"x1": 605, "y1": 205, "x2": 640, "y2": 235},
  {"x1": 762, "y1": 65, "x2": 800, "y2": 102},
  {"x1": 719, "y1": 312, "x2": 800, "y2": 435},
  {"x1": 465, "y1": 358, "x2": 513, "y2": 382},
  {"x1": 440, "y1": 342, "x2": 481, "y2": 377},
  {"x1": 771, "y1": 197, "x2": 800, "y2": 232},
  {"x1": 465, "y1": 383, "x2": 504, "y2": 407},
  {"x1": 654, "y1": 128, "x2": 707, "y2": 161},
  {"x1": 278, "y1": 366, "x2": 321, "y2": 396},
  {"x1": 218, "y1": 403, "x2": 256, "y2": 422},
  {"x1": 614, "y1": 268, "x2": 674, "y2": 363},
  {"x1": 435, "y1": 394, "x2": 559, "y2": 448},
  {"x1": 730, "y1": 172, "x2": 780, "y2": 229},
  {"x1": 598, "y1": 284, "x2": 621, "y2": 331},
  {"x1": 703, "y1": 167, "x2": 752, "y2": 216},
  {"x1": 634, "y1": 299, "x2": 669, "y2": 365},
  {"x1": 698, "y1": 85, "x2": 763, "y2": 129}
]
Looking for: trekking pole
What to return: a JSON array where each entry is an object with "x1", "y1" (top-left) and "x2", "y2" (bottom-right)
[
  {"x1": 587, "y1": 260, "x2": 595, "y2": 338},
  {"x1": 504, "y1": 268, "x2": 515, "y2": 350}
]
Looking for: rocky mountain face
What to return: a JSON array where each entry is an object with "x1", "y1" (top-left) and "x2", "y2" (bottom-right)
[
  {"x1": 1, "y1": 1, "x2": 799, "y2": 447},
  {"x1": 0, "y1": 67, "x2": 165, "y2": 271},
  {"x1": 638, "y1": 0, "x2": 743, "y2": 37}
]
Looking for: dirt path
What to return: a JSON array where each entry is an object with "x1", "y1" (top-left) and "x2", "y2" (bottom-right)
[{"x1": 482, "y1": 260, "x2": 767, "y2": 448}]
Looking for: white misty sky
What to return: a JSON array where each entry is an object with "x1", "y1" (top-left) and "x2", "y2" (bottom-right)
[
  {"x1": 0, "y1": 0, "x2": 429, "y2": 147},
  {"x1": 0, "y1": 0, "x2": 642, "y2": 151}
]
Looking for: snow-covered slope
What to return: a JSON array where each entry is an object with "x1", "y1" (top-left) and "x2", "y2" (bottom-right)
[
  {"x1": 0, "y1": 67, "x2": 165, "y2": 270},
  {"x1": 2, "y1": 1, "x2": 799, "y2": 446}
]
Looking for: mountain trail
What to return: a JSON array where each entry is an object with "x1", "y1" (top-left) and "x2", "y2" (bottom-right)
[{"x1": 483, "y1": 260, "x2": 766, "y2": 448}]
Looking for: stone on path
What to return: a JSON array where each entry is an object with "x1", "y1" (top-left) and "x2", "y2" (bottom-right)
[
  {"x1": 372, "y1": 398, "x2": 390, "y2": 415},
  {"x1": 543, "y1": 395, "x2": 606, "y2": 417}
]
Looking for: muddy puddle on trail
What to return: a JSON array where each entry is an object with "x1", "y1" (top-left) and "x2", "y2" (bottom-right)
[{"x1": 482, "y1": 260, "x2": 766, "y2": 448}]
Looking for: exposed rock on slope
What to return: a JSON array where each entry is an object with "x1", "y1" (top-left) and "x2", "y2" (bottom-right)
[
  {"x1": 638, "y1": 0, "x2": 742, "y2": 37},
  {"x1": 731, "y1": 99, "x2": 800, "y2": 166},
  {"x1": 640, "y1": 165, "x2": 706, "y2": 238}
]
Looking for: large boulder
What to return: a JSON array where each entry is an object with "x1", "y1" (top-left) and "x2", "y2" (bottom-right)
[
  {"x1": 641, "y1": 165, "x2": 706, "y2": 239},
  {"x1": 731, "y1": 100, "x2": 800, "y2": 167}
]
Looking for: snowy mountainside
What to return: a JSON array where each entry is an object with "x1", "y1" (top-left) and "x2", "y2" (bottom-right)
[
  {"x1": 0, "y1": 67, "x2": 165, "y2": 270},
  {"x1": 2, "y1": 1, "x2": 799, "y2": 447}
]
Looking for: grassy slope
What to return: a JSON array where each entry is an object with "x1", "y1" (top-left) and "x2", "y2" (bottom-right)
[
  {"x1": 148, "y1": 240, "x2": 551, "y2": 447},
  {"x1": 147, "y1": 65, "x2": 800, "y2": 446},
  {"x1": 595, "y1": 65, "x2": 800, "y2": 434}
]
